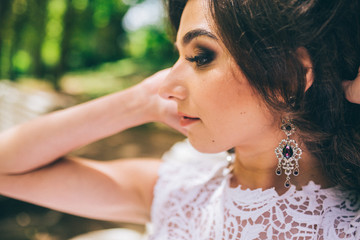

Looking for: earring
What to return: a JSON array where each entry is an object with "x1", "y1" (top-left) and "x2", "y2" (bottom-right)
[
  {"x1": 223, "y1": 148, "x2": 235, "y2": 176},
  {"x1": 275, "y1": 118, "x2": 302, "y2": 188}
]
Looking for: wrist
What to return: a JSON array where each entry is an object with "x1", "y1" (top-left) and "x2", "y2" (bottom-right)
[{"x1": 133, "y1": 80, "x2": 161, "y2": 123}]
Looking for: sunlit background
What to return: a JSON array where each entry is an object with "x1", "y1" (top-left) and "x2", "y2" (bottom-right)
[
  {"x1": 0, "y1": 0, "x2": 177, "y2": 91},
  {"x1": 0, "y1": 0, "x2": 184, "y2": 239},
  {"x1": 0, "y1": 0, "x2": 177, "y2": 95}
]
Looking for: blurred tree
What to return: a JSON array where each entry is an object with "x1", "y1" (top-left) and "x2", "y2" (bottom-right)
[
  {"x1": 0, "y1": 0, "x2": 178, "y2": 89},
  {"x1": 126, "y1": 26, "x2": 177, "y2": 68},
  {"x1": 28, "y1": 0, "x2": 48, "y2": 79},
  {"x1": 64, "y1": 0, "x2": 129, "y2": 69},
  {"x1": 0, "y1": 0, "x2": 132, "y2": 87},
  {"x1": 0, "y1": 0, "x2": 16, "y2": 79}
]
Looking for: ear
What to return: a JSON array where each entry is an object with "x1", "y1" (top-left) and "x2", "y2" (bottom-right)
[{"x1": 295, "y1": 47, "x2": 314, "y2": 92}]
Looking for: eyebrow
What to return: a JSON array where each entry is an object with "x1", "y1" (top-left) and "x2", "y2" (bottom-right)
[{"x1": 181, "y1": 28, "x2": 218, "y2": 45}]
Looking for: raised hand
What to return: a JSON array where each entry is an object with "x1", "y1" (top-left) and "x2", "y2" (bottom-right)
[
  {"x1": 0, "y1": 68, "x2": 185, "y2": 174},
  {"x1": 343, "y1": 67, "x2": 360, "y2": 104},
  {"x1": 140, "y1": 69, "x2": 187, "y2": 135}
]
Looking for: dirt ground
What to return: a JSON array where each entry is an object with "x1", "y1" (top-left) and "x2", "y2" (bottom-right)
[{"x1": 0, "y1": 124, "x2": 185, "y2": 240}]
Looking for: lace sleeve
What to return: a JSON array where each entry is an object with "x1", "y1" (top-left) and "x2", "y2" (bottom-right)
[
  {"x1": 152, "y1": 139, "x2": 228, "y2": 203},
  {"x1": 150, "y1": 140, "x2": 228, "y2": 237}
]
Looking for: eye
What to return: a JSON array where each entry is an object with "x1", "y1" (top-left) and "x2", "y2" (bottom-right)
[{"x1": 185, "y1": 47, "x2": 215, "y2": 68}]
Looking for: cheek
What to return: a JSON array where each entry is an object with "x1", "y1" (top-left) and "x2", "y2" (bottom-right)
[
  {"x1": 193, "y1": 77, "x2": 242, "y2": 135},
  {"x1": 202, "y1": 73, "x2": 271, "y2": 134},
  {"x1": 203, "y1": 70, "x2": 254, "y2": 116},
  {"x1": 201, "y1": 69, "x2": 241, "y2": 104}
]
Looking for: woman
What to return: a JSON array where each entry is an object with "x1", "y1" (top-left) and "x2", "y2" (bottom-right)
[{"x1": 0, "y1": 0, "x2": 360, "y2": 239}]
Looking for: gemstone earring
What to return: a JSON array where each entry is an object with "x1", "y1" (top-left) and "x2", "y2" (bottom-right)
[{"x1": 275, "y1": 118, "x2": 302, "y2": 188}]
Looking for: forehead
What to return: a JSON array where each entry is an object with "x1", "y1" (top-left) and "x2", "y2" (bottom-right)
[{"x1": 176, "y1": 0, "x2": 213, "y2": 41}]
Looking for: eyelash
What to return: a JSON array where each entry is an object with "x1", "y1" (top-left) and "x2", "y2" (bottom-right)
[{"x1": 185, "y1": 48, "x2": 215, "y2": 68}]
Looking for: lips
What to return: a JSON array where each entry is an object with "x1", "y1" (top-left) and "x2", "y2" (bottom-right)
[{"x1": 178, "y1": 112, "x2": 200, "y2": 127}]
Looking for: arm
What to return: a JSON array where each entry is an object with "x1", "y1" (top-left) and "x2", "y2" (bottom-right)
[
  {"x1": 0, "y1": 69, "x2": 181, "y2": 223},
  {"x1": 0, "y1": 157, "x2": 161, "y2": 223},
  {"x1": 0, "y1": 69, "x2": 180, "y2": 174}
]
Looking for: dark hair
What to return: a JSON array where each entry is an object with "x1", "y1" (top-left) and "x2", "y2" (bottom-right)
[{"x1": 165, "y1": 0, "x2": 360, "y2": 194}]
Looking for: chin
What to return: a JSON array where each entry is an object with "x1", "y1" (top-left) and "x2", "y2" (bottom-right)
[{"x1": 188, "y1": 137, "x2": 229, "y2": 154}]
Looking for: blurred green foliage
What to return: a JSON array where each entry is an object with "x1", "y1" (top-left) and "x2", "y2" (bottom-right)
[{"x1": 0, "y1": 0, "x2": 177, "y2": 90}]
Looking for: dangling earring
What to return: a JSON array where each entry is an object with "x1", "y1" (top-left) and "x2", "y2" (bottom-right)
[{"x1": 275, "y1": 118, "x2": 302, "y2": 188}]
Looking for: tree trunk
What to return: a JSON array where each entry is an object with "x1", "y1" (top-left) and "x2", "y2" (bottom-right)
[
  {"x1": 0, "y1": 0, "x2": 15, "y2": 79},
  {"x1": 29, "y1": 0, "x2": 48, "y2": 79}
]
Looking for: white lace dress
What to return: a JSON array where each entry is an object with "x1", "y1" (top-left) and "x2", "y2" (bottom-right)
[{"x1": 149, "y1": 140, "x2": 360, "y2": 240}]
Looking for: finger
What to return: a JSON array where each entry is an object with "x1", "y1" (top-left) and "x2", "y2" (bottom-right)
[{"x1": 343, "y1": 67, "x2": 360, "y2": 104}]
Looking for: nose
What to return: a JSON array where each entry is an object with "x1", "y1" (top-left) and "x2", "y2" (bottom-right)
[{"x1": 158, "y1": 62, "x2": 187, "y2": 101}]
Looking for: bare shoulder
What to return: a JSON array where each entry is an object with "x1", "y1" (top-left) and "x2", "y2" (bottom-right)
[{"x1": 80, "y1": 157, "x2": 162, "y2": 210}]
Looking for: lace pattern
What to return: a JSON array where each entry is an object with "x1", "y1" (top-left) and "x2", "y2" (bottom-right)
[{"x1": 150, "y1": 140, "x2": 360, "y2": 240}]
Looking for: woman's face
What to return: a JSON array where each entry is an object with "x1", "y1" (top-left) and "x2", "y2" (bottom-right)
[{"x1": 160, "y1": 0, "x2": 280, "y2": 154}]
